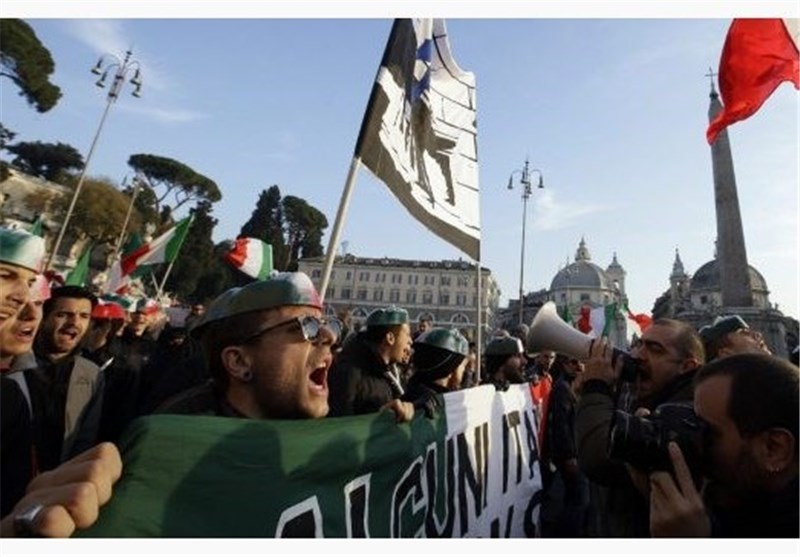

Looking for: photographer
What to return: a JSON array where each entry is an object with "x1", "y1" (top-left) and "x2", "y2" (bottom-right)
[
  {"x1": 575, "y1": 318, "x2": 704, "y2": 537},
  {"x1": 649, "y1": 353, "x2": 798, "y2": 537}
]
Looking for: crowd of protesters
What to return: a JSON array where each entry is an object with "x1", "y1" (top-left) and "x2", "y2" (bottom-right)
[{"x1": 0, "y1": 225, "x2": 797, "y2": 538}]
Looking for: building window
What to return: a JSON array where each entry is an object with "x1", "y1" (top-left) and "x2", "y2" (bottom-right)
[
  {"x1": 424, "y1": 275, "x2": 435, "y2": 286},
  {"x1": 580, "y1": 293, "x2": 590, "y2": 301},
  {"x1": 422, "y1": 291, "x2": 433, "y2": 304},
  {"x1": 330, "y1": 270, "x2": 336, "y2": 280},
  {"x1": 457, "y1": 277, "x2": 469, "y2": 287},
  {"x1": 341, "y1": 288, "x2": 351, "y2": 300},
  {"x1": 440, "y1": 292, "x2": 450, "y2": 305},
  {"x1": 472, "y1": 295, "x2": 478, "y2": 307},
  {"x1": 390, "y1": 289, "x2": 400, "y2": 303},
  {"x1": 326, "y1": 287, "x2": 335, "y2": 299},
  {"x1": 359, "y1": 271, "x2": 370, "y2": 282},
  {"x1": 311, "y1": 269, "x2": 321, "y2": 278},
  {"x1": 440, "y1": 276, "x2": 451, "y2": 286},
  {"x1": 700, "y1": 295, "x2": 708, "y2": 305},
  {"x1": 456, "y1": 293, "x2": 467, "y2": 306},
  {"x1": 406, "y1": 290, "x2": 417, "y2": 304},
  {"x1": 356, "y1": 289, "x2": 367, "y2": 300},
  {"x1": 373, "y1": 289, "x2": 384, "y2": 301},
  {"x1": 452, "y1": 313, "x2": 469, "y2": 324},
  {"x1": 345, "y1": 271, "x2": 352, "y2": 281}
]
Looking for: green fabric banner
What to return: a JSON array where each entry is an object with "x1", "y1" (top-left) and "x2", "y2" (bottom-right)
[{"x1": 81, "y1": 385, "x2": 543, "y2": 538}]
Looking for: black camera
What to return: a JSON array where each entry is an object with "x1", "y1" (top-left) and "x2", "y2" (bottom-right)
[{"x1": 608, "y1": 402, "x2": 707, "y2": 482}]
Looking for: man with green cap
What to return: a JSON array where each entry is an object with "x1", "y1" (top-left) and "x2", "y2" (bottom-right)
[
  {"x1": 481, "y1": 334, "x2": 527, "y2": 391},
  {"x1": 401, "y1": 327, "x2": 469, "y2": 416},
  {"x1": 328, "y1": 305, "x2": 414, "y2": 416},
  {"x1": 158, "y1": 271, "x2": 342, "y2": 420},
  {"x1": 0, "y1": 226, "x2": 45, "y2": 329},
  {"x1": 698, "y1": 314, "x2": 771, "y2": 361}
]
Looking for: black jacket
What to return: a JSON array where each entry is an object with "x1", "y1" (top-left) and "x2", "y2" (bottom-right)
[
  {"x1": 575, "y1": 368, "x2": 698, "y2": 537},
  {"x1": 327, "y1": 335, "x2": 400, "y2": 417}
]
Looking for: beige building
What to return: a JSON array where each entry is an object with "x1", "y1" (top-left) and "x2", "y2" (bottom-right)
[{"x1": 298, "y1": 254, "x2": 501, "y2": 340}]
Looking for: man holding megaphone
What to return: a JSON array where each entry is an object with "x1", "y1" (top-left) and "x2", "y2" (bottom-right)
[{"x1": 526, "y1": 302, "x2": 705, "y2": 537}]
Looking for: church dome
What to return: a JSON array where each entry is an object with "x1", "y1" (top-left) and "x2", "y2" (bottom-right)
[
  {"x1": 689, "y1": 259, "x2": 769, "y2": 294},
  {"x1": 550, "y1": 260, "x2": 612, "y2": 290},
  {"x1": 549, "y1": 238, "x2": 613, "y2": 291}
]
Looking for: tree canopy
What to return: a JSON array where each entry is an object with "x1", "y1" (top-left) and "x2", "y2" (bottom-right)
[
  {"x1": 24, "y1": 175, "x2": 143, "y2": 245},
  {"x1": 239, "y1": 185, "x2": 287, "y2": 269},
  {"x1": 164, "y1": 200, "x2": 218, "y2": 299},
  {"x1": 0, "y1": 19, "x2": 62, "y2": 112},
  {"x1": 127, "y1": 154, "x2": 222, "y2": 224},
  {"x1": 282, "y1": 195, "x2": 328, "y2": 270},
  {"x1": 5, "y1": 140, "x2": 84, "y2": 181}
]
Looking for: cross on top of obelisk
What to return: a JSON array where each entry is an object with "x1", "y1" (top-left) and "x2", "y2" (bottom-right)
[{"x1": 705, "y1": 67, "x2": 718, "y2": 94}]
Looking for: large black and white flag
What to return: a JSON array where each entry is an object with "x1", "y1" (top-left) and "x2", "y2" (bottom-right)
[{"x1": 355, "y1": 19, "x2": 480, "y2": 260}]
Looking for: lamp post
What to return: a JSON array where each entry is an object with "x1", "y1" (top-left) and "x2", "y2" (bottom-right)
[
  {"x1": 506, "y1": 158, "x2": 544, "y2": 325},
  {"x1": 46, "y1": 49, "x2": 143, "y2": 271}
]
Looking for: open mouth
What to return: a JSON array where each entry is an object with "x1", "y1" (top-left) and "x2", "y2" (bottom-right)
[
  {"x1": 57, "y1": 328, "x2": 81, "y2": 343},
  {"x1": 308, "y1": 362, "x2": 329, "y2": 394},
  {"x1": 13, "y1": 325, "x2": 37, "y2": 342}
]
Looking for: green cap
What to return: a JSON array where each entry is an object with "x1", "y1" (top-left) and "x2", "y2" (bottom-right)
[
  {"x1": 366, "y1": 305, "x2": 409, "y2": 328},
  {"x1": 0, "y1": 227, "x2": 46, "y2": 272},
  {"x1": 415, "y1": 327, "x2": 469, "y2": 357},
  {"x1": 485, "y1": 335, "x2": 524, "y2": 356},
  {"x1": 698, "y1": 315, "x2": 749, "y2": 344},
  {"x1": 191, "y1": 271, "x2": 322, "y2": 332}
]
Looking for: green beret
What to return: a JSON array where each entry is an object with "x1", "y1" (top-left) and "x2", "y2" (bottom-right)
[
  {"x1": 698, "y1": 315, "x2": 749, "y2": 344},
  {"x1": 0, "y1": 227, "x2": 46, "y2": 272},
  {"x1": 485, "y1": 335, "x2": 524, "y2": 356},
  {"x1": 366, "y1": 305, "x2": 409, "y2": 328},
  {"x1": 191, "y1": 272, "x2": 321, "y2": 333},
  {"x1": 415, "y1": 327, "x2": 469, "y2": 357}
]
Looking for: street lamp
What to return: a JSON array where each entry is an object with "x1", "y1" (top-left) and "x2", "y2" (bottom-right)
[
  {"x1": 506, "y1": 158, "x2": 544, "y2": 325},
  {"x1": 46, "y1": 49, "x2": 143, "y2": 270}
]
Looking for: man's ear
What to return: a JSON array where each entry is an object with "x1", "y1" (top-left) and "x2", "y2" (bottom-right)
[
  {"x1": 384, "y1": 331, "x2": 396, "y2": 347},
  {"x1": 221, "y1": 346, "x2": 253, "y2": 382},
  {"x1": 760, "y1": 428, "x2": 796, "y2": 473},
  {"x1": 681, "y1": 356, "x2": 700, "y2": 372}
]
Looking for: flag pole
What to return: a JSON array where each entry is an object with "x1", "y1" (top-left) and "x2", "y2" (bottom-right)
[
  {"x1": 319, "y1": 156, "x2": 362, "y2": 303},
  {"x1": 475, "y1": 257, "x2": 482, "y2": 384},
  {"x1": 157, "y1": 260, "x2": 176, "y2": 298}
]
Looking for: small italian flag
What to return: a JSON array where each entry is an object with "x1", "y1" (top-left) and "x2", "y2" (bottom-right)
[
  {"x1": 105, "y1": 216, "x2": 193, "y2": 293},
  {"x1": 224, "y1": 237, "x2": 273, "y2": 280}
]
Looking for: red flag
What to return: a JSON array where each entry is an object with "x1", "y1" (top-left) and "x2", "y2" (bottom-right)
[
  {"x1": 706, "y1": 19, "x2": 799, "y2": 144},
  {"x1": 627, "y1": 309, "x2": 652, "y2": 332}
]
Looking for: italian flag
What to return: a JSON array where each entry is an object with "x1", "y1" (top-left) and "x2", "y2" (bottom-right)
[
  {"x1": 622, "y1": 302, "x2": 653, "y2": 343},
  {"x1": 224, "y1": 237, "x2": 273, "y2": 280},
  {"x1": 576, "y1": 303, "x2": 617, "y2": 338},
  {"x1": 707, "y1": 18, "x2": 799, "y2": 143},
  {"x1": 105, "y1": 216, "x2": 193, "y2": 293}
]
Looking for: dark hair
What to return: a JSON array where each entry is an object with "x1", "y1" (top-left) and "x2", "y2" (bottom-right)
[
  {"x1": 696, "y1": 353, "x2": 799, "y2": 455},
  {"x1": 362, "y1": 324, "x2": 404, "y2": 345},
  {"x1": 200, "y1": 309, "x2": 273, "y2": 393},
  {"x1": 652, "y1": 318, "x2": 706, "y2": 365},
  {"x1": 43, "y1": 285, "x2": 98, "y2": 316}
]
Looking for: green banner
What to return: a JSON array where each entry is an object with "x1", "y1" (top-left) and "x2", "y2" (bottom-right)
[{"x1": 81, "y1": 385, "x2": 543, "y2": 538}]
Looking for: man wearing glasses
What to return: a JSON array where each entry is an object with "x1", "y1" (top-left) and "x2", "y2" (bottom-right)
[
  {"x1": 158, "y1": 272, "x2": 342, "y2": 419},
  {"x1": 698, "y1": 314, "x2": 771, "y2": 362}
]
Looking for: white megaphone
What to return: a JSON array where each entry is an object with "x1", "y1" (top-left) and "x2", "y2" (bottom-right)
[
  {"x1": 527, "y1": 301, "x2": 596, "y2": 359},
  {"x1": 528, "y1": 301, "x2": 634, "y2": 375}
]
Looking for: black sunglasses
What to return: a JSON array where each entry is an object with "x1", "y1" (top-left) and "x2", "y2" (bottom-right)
[{"x1": 241, "y1": 315, "x2": 342, "y2": 345}]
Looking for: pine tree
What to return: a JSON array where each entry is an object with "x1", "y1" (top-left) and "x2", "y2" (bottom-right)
[{"x1": 239, "y1": 185, "x2": 287, "y2": 270}]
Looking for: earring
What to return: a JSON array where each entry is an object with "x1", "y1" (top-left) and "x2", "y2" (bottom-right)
[{"x1": 240, "y1": 370, "x2": 253, "y2": 383}]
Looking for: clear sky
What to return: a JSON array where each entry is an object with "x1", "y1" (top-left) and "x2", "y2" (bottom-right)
[{"x1": 2, "y1": 2, "x2": 798, "y2": 320}]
